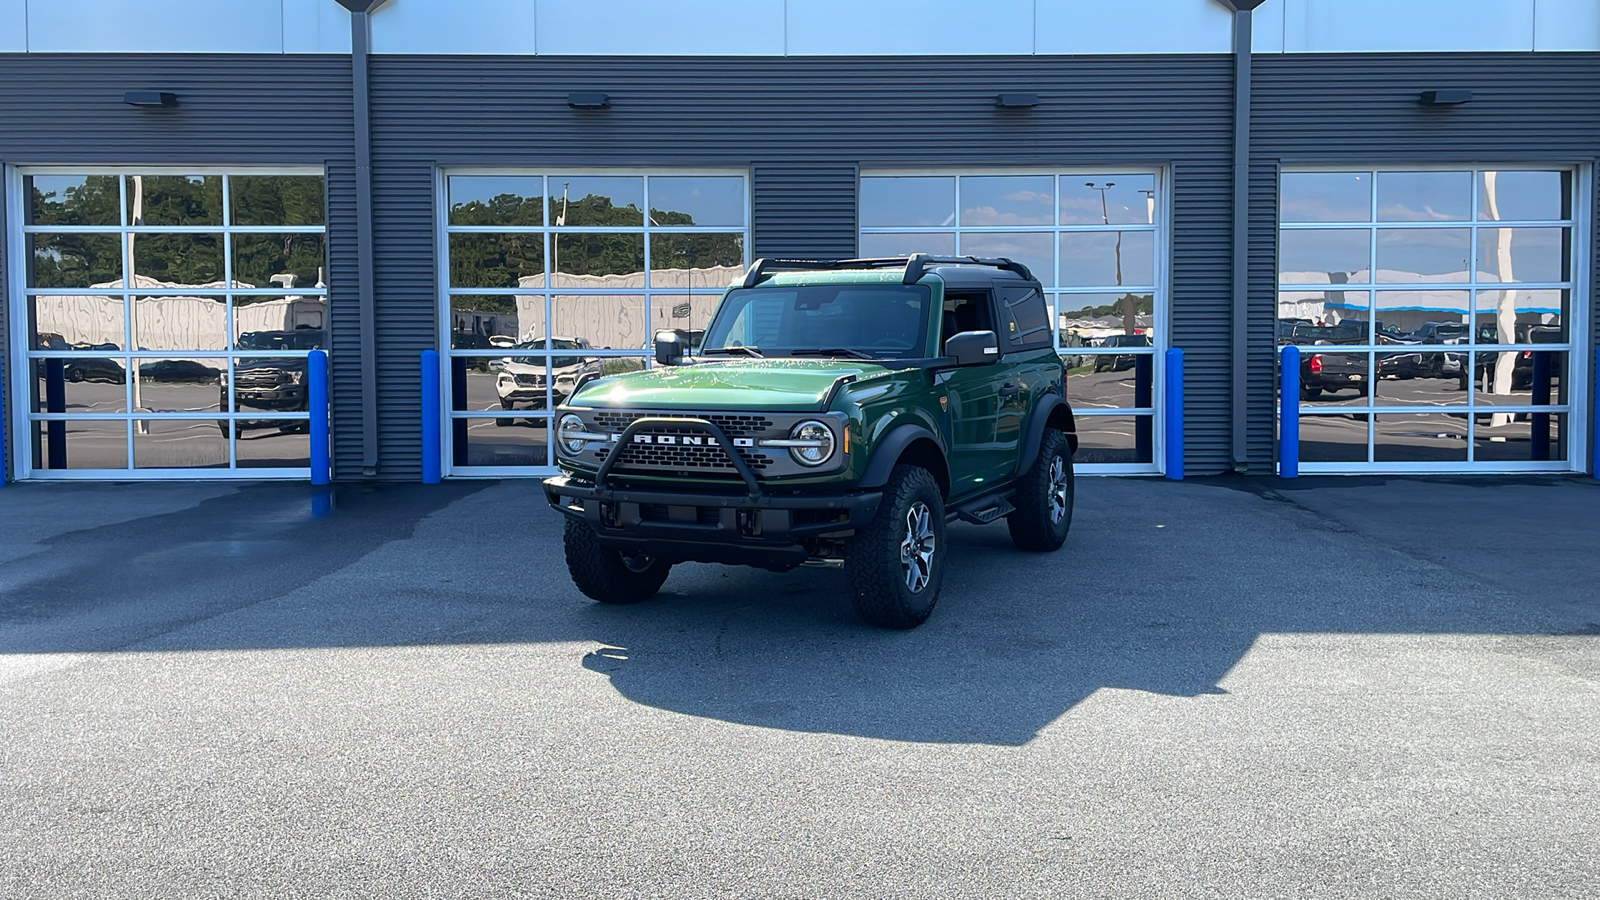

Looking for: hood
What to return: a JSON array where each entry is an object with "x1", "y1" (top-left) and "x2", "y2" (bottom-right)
[{"x1": 569, "y1": 359, "x2": 897, "y2": 412}]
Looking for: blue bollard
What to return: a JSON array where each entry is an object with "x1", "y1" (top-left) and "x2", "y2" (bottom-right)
[
  {"x1": 1594, "y1": 347, "x2": 1599, "y2": 481},
  {"x1": 1280, "y1": 345, "x2": 1301, "y2": 478},
  {"x1": 421, "y1": 349, "x2": 442, "y2": 484},
  {"x1": 308, "y1": 349, "x2": 330, "y2": 485},
  {"x1": 1164, "y1": 347, "x2": 1184, "y2": 480}
]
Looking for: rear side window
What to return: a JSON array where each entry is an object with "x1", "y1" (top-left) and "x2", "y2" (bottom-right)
[{"x1": 999, "y1": 286, "x2": 1051, "y2": 350}]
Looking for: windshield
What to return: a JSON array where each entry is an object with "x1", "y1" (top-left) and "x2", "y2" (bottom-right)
[
  {"x1": 237, "y1": 330, "x2": 322, "y2": 351},
  {"x1": 701, "y1": 284, "x2": 932, "y2": 359},
  {"x1": 511, "y1": 338, "x2": 586, "y2": 369}
]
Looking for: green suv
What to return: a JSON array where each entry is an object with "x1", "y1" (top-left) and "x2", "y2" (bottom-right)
[{"x1": 542, "y1": 255, "x2": 1078, "y2": 629}]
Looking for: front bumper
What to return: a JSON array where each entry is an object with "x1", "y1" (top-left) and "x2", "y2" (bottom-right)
[{"x1": 543, "y1": 475, "x2": 881, "y2": 569}]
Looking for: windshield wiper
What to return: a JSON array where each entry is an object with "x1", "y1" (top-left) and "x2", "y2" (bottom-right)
[
  {"x1": 788, "y1": 347, "x2": 875, "y2": 360},
  {"x1": 702, "y1": 346, "x2": 764, "y2": 358}
]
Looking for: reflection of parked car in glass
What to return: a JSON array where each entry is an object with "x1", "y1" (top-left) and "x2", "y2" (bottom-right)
[
  {"x1": 65, "y1": 352, "x2": 127, "y2": 384},
  {"x1": 219, "y1": 329, "x2": 325, "y2": 434},
  {"x1": 494, "y1": 337, "x2": 601, "y2": 423},
  {"x1": 1458, "y1": 324, "x2": 1563, "y2": 392},
  {"x1": 138, "y1": 359, "x2": 222, "y2": 382},
  {"x1": 1092, "y1": 333, "x2": 1152, "y2": 372},
  {"x1": 36, "y1": 335, "x2": 127, "y2": 384},
  {"x1": 1299, "y1": 350, "x2": 1367, "y2": 400}
]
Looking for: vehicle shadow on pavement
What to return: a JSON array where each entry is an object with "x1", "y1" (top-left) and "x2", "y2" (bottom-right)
[{"x1": 1, "y1": 477, "x2": 1593, "y2": 746}]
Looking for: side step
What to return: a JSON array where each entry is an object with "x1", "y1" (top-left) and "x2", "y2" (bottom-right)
[{"x1": 954, "y1": 494, "x2": 1015, "y2": 525}]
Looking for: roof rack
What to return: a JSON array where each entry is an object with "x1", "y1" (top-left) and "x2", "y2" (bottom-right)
[{"x1": 739, "y1": 254, "x2": 1035, "y2": 289}]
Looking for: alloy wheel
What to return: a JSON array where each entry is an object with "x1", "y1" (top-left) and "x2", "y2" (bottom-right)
[{"x1": 899, "y1": 501, "x2": 937, "y2": 593}]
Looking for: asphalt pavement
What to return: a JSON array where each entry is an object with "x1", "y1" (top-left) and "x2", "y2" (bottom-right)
[{"x1": 1, "y1": 474, "x2": 1597, "y2": 898}]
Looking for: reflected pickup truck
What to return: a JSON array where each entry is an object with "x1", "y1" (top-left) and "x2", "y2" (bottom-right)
[{"x1": 543, "y1": 254, "x2": 1079, "y2": 629}]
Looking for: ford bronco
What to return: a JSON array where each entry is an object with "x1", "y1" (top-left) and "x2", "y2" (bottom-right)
[{"x1": 542, "y1": 254, "x2": 1078, "y2": 629}]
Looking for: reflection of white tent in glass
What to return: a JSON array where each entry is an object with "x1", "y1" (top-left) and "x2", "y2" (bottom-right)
[
  {"x1": 1057, "y1": 314, "x2": 1155, "y2": 343},
  {"x1": 34, "y1": 273, "x2": 326, "y2": 352},
  {"x1": 452, "y1": 266, "x2": 742, "y2": 349}
]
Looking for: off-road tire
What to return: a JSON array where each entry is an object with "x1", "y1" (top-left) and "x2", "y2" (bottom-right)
[
  {"x1": 845, "y1": 465, "x2": 946, "y2": 630},
  {"x1": 563, "y1": 517, "x2": 671, "y2": 604},
  {"x1": 1007, "y1": 428, "x2": 1074, "y2": 552}
]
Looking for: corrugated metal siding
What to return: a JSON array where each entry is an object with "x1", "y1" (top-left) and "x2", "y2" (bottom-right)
[
  {"x1": 326, "y1": 162, "x2": 360, "y2": 476},
  {"x1": 1248, "y1": 159, "x2": 1280, "y2": 465},
  {"x1": 752, "y1": 164, "x2": 859, "y2": 259},
  {"x1": 0, "y1": 172, "x2": 9, "y2": 480},
  {"x1": 367, "y1": 55, "x2": 1238, "y2": 477},
  {"x1": 0, "y1": 53, "x2": 354, "y2": 479},
  {"x1": 1253, "y1": 53, "x2": 1600, "y2": 472}
]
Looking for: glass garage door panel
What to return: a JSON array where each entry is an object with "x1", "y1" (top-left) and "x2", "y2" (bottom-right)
[
  {"x1": 1278, "y1": 167, "x2": 1583, "y2": 472},
  {"x1": 440, "y1": 172, "x2": 750, "y2": 476},
  {"x1": 14, "y1": 170, "x2": 328, "y2": 479},
  {"x1": 861, "y1": 171, "x2": 1168, "y2": 475}
]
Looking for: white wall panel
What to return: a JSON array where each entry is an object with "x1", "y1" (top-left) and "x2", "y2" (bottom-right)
[
  {"x1": 370, "y1": 0, "x2": 536, "y2": 55},
  {"x1": 1534, "y1": 0, "x2": 1600, "y2": 50},
  {"x1": 1251, "y1": 1, "x2": 1285, "y2": 53},
  {"x1": 1282, "y1": 0, "x2": 1536, "y2": 52},
  {"x1": 1037, "y1": 1, "x2": 1233, "y2": 54},
  {"x1": 536, "y1": 0, "x2": 784, "y2": 55},
  {"x1": 283, "y1": 0, "x2": 352, "y2": 54},
  {"x1": 0, "y1": 0, "x2": 25, "y2": 52},
  {"x1": 786, "y1": 0, "x2": 1034, "y2": 55},
  {"x1": 25, "y1": 0, "x2": 284, "y2": 53}
]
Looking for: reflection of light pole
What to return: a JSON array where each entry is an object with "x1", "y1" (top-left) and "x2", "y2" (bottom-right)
[
  {"x1": 1482, "y1": 171, "x2": 1518, "y2": 425},
  {"x1": 1138, "y1": 189, "x2": 1155, "y2": 225},
  {"x1": 128, "y1": 174, "x2": 148, "y2": 432},
  {"x1": 551, "y1": 182, "x2": 570, "y2": 338},
  {"x1": 1087, "y1": 181, "x2": 1132, "y2": 335}
]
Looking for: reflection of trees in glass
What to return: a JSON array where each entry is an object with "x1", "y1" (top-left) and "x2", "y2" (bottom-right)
[
  {"x1": 448, "y1": 194, "x2": 742, "y2": 288},
  {"x1": 27, "y1": 174, "x2": 326, "y2": 288},
  {"x1": 134, "y1": 175, "x2": 223, "y2": 225},
  {"x1": 233, "y1": 234, "x2": 325, "y2": 286},
  {"x1": 230, "y1": 175, "x2": 324, "y2": 226},
  {"x1": 30, "y1": 175, "x2": 120, "y2": 225},
  {"x1": 1065, "y1": 293, "x2": 1154, "y2": 318},
  {"x1": 451, "y1": 294, "x2": 517, "y2": 314}
]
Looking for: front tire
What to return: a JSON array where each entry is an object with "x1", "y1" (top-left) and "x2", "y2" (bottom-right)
[
  {"x1": 563, "y1": 518, "x2": 671, "y2": 604},
  {"x1": 1007, "y1": 429, "x2": 1075, "y2": 552},
  {"x1": 845, "y1": 465, "x2": 946, "y2": 630}
]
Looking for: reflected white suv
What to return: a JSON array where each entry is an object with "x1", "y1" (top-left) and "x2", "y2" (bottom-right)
[{"x1": 494, "y1": 337, "x2": 601, "y2": 416}]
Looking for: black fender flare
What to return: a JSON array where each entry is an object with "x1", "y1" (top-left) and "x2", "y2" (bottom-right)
[
  {"x1": 859, "y1": 423, "x2": 947, "y2": 491},
  {"x1": 1017, "y1": 394, "x2": 1078, "y2": 473}
]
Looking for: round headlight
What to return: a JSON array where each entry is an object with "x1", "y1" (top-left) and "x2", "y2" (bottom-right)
[
  {"x1": 789, "y1": 420, "x2": 835, "y2": 467},
  {"x1": 557, "y1": 414, "x2": 586, "y2": 455}
]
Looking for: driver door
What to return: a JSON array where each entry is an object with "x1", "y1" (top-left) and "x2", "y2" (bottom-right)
[{"x1": 938, "y1": 291, "x2": 1017, "y2": 498}]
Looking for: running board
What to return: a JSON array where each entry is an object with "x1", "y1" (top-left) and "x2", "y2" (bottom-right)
[{"x1": 953, "y1": 492, "x2": 1015, "y2": 525}]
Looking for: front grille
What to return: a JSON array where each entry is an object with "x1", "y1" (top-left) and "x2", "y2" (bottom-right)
[
  {"x1": 236, "y1": 371, "x2": 289, "y2": 387},
  {"x1": 587, "y1": 412, "x2": 776, "y2": 473},
  {"x1": 592, "y1": 411, "x2": 772, "y2": 437},
  {"x1": 514, "y1": 373, "x2": 544, "y2": 387}
]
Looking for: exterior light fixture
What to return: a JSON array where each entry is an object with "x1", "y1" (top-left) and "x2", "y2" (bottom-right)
[
  {"x1": 124, "y1": 91, "x2": 178, "y2": 108},
  {"x1": 995, "y1": 92, "x2": 1039, "y2": 109},
  {"x1": 567, "y1": 92, "x2": 611, "y2": 110},
  {"x1": 1419, "y1": 90, "x2": 1473, "y2": 106}
]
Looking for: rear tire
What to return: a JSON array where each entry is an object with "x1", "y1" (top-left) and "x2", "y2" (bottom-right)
[
  {"x1": 845, "y1": 465, "x2": 946, "y2": 630},
  {"x1": 563, "y1": 517, "x2": 671, "y2": 604},
  {"x1": 1007, "y1": 429, "x2": 1074, "y2": 552}
]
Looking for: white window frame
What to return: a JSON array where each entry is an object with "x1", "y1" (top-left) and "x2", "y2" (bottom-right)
[
  {"x1": 859, "y1": 167, "x2": 1173, "y2": 476},
  {"x1": 435, "y1": 167, "x2": 753, "y2": 478},
  {"x1": 7, "y1": 165, "x2": 327, "y2": 481},
  {"x1": 1277, "y1": 163, "x2": 1591, "y2": 474}
]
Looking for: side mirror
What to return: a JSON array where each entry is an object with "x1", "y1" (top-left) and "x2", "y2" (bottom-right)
[
  {"x1": 944, "y1": 330, "x2": 999, "y2": 366},
  {"x1": 654, "y1": 330, "x2": 688, "y2": 366}
]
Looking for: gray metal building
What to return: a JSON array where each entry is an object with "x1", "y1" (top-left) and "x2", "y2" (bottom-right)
[{"x1": 3, "y1": 1, "x2": 1596, "y2": 481}]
